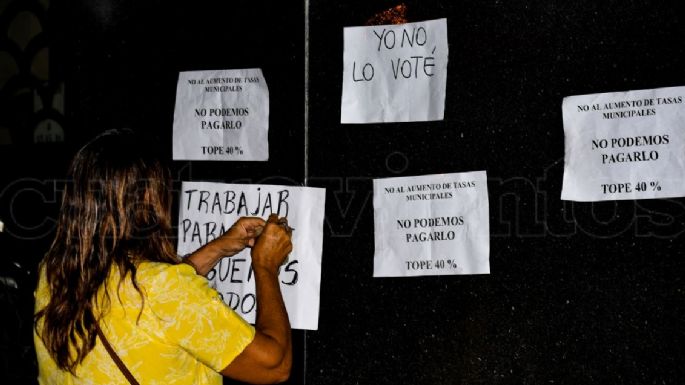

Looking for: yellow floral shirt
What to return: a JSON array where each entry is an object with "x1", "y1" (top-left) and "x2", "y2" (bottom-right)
[{"x1": 34, "y1": 262, "x2": 255, "y2": 385}]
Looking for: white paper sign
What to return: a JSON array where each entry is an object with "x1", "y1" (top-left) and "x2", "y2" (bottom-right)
[
  {"x1": 373, "y1": 171, "x2": 490, "y2": 277},
  {"x1": 562, "y1": 86, "x2": 685, "y2": 201},
  {"x1": 341, "y1": 18, "x2": 448, "y2": 124},
  {"x1": 173, "y1": 69, "x2": 269, "y2": 161},
  {"x1": 177, "y1": 181, "x2": 325, "y2": 330}
]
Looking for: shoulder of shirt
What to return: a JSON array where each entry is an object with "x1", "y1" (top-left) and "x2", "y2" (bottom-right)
[
  {"x1": 135, "y1": 261, "x2": 210, "y2": 295},
  {"x1": 136, "y1": 261, "x2": 197, "y2": 284}
]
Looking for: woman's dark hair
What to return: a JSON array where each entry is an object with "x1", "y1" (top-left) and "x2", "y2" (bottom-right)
[{"x1": 35, "y1": 128, "x2": 179, "y2": 373}]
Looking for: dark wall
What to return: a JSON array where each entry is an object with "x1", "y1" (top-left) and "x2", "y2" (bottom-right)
[
  {"x1": 67, "y1": 1, "x2": 308, "y2": 383},
  {"x1": 2, "y1": 1, "x2": 685, "y2": 384},
  {"x1": 0, "y1": 1, "x2": 305, "y2": 384},
  {"x1": 307, "y1": 1, "x2": 685, "y2": 385}
]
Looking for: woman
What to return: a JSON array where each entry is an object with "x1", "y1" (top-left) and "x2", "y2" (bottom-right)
[{"x1": 34, "y1": 129, "x2": 292, "y2": 384}]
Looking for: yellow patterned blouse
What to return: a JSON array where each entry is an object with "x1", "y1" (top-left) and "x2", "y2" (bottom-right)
[{"x1": 34, "y1": 261, "x2": 255, "y2": 385}]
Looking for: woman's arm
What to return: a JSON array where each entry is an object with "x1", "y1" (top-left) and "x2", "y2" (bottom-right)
[{"x1": 221, "y1": 214, "x2": 293, "y2": 384}]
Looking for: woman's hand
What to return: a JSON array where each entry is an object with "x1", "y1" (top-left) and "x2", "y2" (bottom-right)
[
  {"x1": 251, "y1": 214, "x2": 293, "y2": 273},
  {"x1": 185, "y1": 217, "x2": 265, "y2": 276},
  {"x1": 217, "y1": 217, "x2": 266, "y2": 254}
]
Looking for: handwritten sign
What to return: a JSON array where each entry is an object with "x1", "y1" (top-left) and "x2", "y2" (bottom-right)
[
  {"x1": 341, "y1": 18, "x2": 448, "y2": 123},
  {"x1": 177, "y1": 181, "x2": 326, "y2": 330},
  {"x1": 173, "y1": 69, "x2": 269, "y2": 161},
  {"x1": 373, "y1": 171, "x2": 490, "y2": 277},
  {"x1": 562, "y1": 86, "x2": 685, "y2": 201}
]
